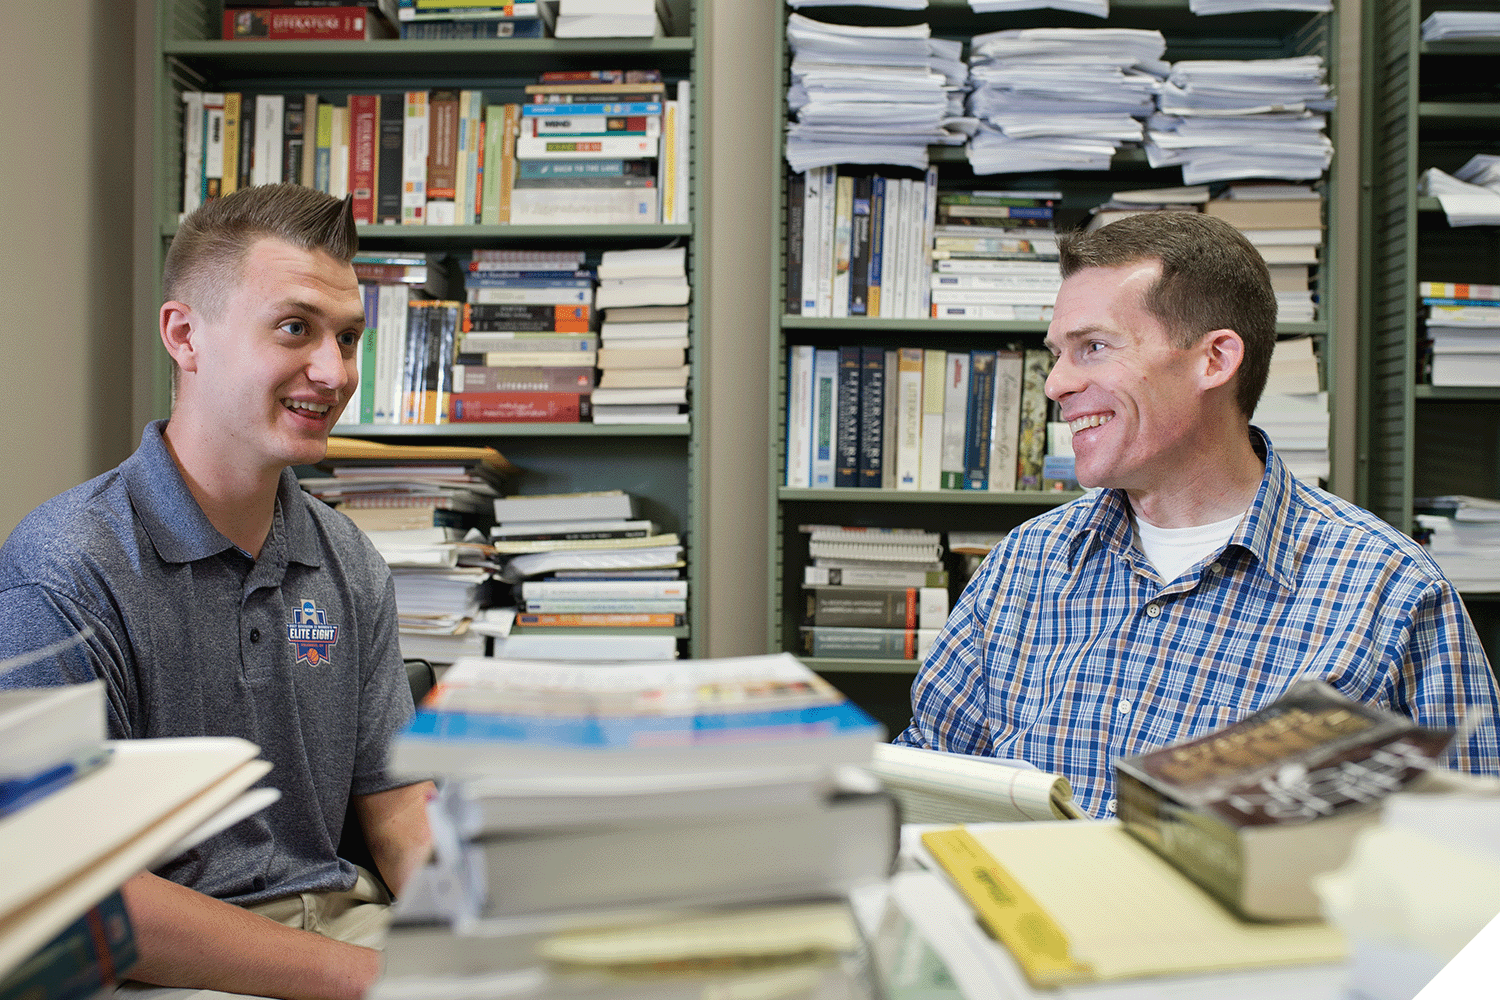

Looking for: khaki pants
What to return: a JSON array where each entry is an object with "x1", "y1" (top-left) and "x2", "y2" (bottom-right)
[{"x1": 115, "y1": 867, "x2": 393, "y2": 1000}]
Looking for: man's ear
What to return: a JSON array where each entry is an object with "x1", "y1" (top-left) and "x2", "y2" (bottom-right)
[
  {"x1": 160, "y1": 301, "x2": 199, "y2": 372},
  {"x1": 1199, "y1": 328, "x2": 1244, "y2": 391}
]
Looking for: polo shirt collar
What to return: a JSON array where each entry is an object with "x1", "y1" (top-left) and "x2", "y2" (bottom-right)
[
  {"x1": 122, "y1": 420, "x2": 323, "y2": 569},
  {"x1": 1066, "y1": 425, "x2": 1299, "y2": 594}
]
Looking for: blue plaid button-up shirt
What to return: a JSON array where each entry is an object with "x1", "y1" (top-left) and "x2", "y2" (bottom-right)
[{"x1": 896, "y1": 429, "x2": 1500, "y2": 818}]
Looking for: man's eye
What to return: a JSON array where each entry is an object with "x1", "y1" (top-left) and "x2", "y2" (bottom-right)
[
  {"x1": 280, "y1": 320, "x2": 307, "y2": 337},
  {"x1": 1086, "y1": 341, "x2": 1106, "y2": 353},
  {"x1": 338, "y1": 330, "x2": 361, "y2": 348}
]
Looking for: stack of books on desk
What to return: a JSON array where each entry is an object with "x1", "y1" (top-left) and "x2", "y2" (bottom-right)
[{"x1": 372, "y1": 653, "x2": 891, "y2": 999}]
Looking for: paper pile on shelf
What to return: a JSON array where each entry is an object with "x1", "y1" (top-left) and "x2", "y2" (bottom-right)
[
  {"x1": 1420, "y1": 158, "x2": 1500, "y2": 226},
  {"x1": 969, "y1": 0, "x2": 1108, "y2": 16},
  {"x1": 785, "y1": 14, "x2": 972, "y2": 172},
  {"x1": 965, "y1": 28, "x2": 1166, "y2": 175},
  {"x1": 1146, "y1": 56, "x2": 1333, "y2": 184},
  {"x1": 372, "y1": 654, "x2": 891, "y2": 999},
  {"x1": 1421, "y1": 11, "x2": 1500, "y2": 41},
  {"x1": 1416, "y1": 497, "x2": 1500, "y2": 592},
  {"x1": 1189, "y1": 0, "x2": 1329, "y2": 13},
  {"x1": 1253, "y1": 336, "x2": 1328, "y2": 485},
  {"x1": 790, "y1": 0, "x2": 928, "y2": 7},
  {"x1": 1422, "y1": 292, "x2": 1500, "y2": 387}
]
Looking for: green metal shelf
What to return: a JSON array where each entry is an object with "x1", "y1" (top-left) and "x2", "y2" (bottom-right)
[
  {"x1": 1415, "y1": 386, "x2": 1500, "y2": 401},
  {"x1": 800, "y1": 658, "x2": 921, "y2": 676},
  {"x1": 1418, "y1": 101, "x2": 1500, "y2": 123},
  {"x1": 780, "y1": 487, "x2": 1083, "y2": 505},
  {"x1": 335, "y1": 423, "x2": 690, "y2": 437}
]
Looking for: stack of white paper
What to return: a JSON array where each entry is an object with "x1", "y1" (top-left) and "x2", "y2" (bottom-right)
[
  {"x1": 964, "y1": 28, "x2": 1166, "y2": 175},
  {"x1": 1425, "y1": 302, "x2": 1500, "y2": 386},
  {"x1": 1190, "y1": 0, "x2": 1329, "y2": 13},
  {"x1": 1421, "y1": 161, "x2": 1500, "y2": 226},
  {"x1": 1145, "y1": 56, "x2": 1333, "y2": 184},
  {"x1": 1416, "y1": 511, "x2": 1500, "y2": 592},
  {"x1": 969, "y1": 0, "x2": 1108, "y2": 15},
  {"x1": 1253, "y1": 336, "x2": 1328, "y2": 484},
  {"x1": 786, "y1": 14, "x2": 972, "y2": 172},
  {"x1": 791, "y1": 0, "x2": 928, "y2": 7},
  {"x1": 1422, "y1": 11, "x2": 1500, "y2": 41}
]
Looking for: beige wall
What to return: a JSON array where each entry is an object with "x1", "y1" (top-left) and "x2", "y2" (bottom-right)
[{"x1": 0, "y1": 0, "x2": 137, "y2": 538}]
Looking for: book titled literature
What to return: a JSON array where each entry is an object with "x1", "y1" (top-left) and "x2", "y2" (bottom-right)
[
  {"x1": 222, "y1": 7, "x2": 396, "y2": 38},
  {"x1": 1115, "y1": 678, "x2": 1455, "y2": 921}
]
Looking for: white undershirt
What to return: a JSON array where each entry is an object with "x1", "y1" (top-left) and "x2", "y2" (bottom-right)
[{"x1": 1133, "y1": 510, "x2": 1245, "y2": 583}]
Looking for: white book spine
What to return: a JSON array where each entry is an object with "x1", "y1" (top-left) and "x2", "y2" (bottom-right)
[
  {"x1": 329, "y1": 104, "x2": 349, "y2": 199},
  {"x1": 918, "y1": 587, "x2": 950, "y2": 630},
  {"x1": 181, "y1": 92, "x2": 205, "y2": 216},
  {"x1": 521, "y1": 580, "x2": 688, "y2": 600},
  {"x1": 816, "y1": 165, "x2": 837, "y2": 318},
  {"x1": 254, "y1": 94, "x2": 284, "y2": 186},
  {"x1": 919, "y1": 349, "x2": 946, "y2": 491},
  {"x1": 375, "y1": 283, "x2": 409, "y2": 424},
  {"x1": 202, "y1": 99, "x2": 225, "y2": 201},
  {"x1": 988, "y1": 351, "x2": 1023, "y2": 492},
  {"x1": 800, "y1": 170, "x2": 821, "y2": 315},
  {"x1": 831, "y1": 175, "x2": 853, "y2": 320},
  {"x1": 674, "y1": 79, "x2": 690, "y2": 225},
  {"x1": 402, "y1": 91, "x2": 428, "y2": 224},
  {"x1": 657, "y1": 98, "x2": 676, "y2": 224},
  {"x1": 940, "y1": 352, "x2": 970, "y2": 489},
  {"x1": 896, "y1": 347, "x2": 923, "y2": 490},
  {"x1": 894, "y1": 179, "x2": 914, "y2": 319},
  {"x1": 785, "y1": 344, "x2": 815, "y2": 488},
  {"x1": 918, "y1": 167, "x2": 938, "y2": 318},
  {"x1": 810, "y1": 348, "x2": 838, "y2": 489},
  {"x1": 468, "y1": 286, "x2": 593, "y2": 306}
]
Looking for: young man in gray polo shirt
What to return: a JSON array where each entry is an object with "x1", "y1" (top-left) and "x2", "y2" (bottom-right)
[{"x1": 0, "y1": 184, "x2": 432, "y2": 1000}]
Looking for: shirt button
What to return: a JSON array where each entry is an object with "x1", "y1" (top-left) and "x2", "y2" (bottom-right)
[
  {"x1": 1117, "y1": 699, "x2": 1131, "y2": 715},
  {"x1": 1146, "y1": 603, "x2": 1161, "y2": 618},
  {"x1": 249, "y1": 628, "x2": 261, "y2": 643},
  {"x1": 1105, "y1": 798, "x2": 1117, "y2": 815},
  {"x1": 1209, "y1": 562, "x2": 1224, "y2": 575}
]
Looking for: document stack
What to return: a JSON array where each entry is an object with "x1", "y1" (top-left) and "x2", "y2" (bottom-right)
[
  {"x1": 965, "y1": 28, "x2": 1166, "y2": 175},
  {"x1": 372, "y1": 653, "x2": 892, "y2": 1000},
  {"x1": 592, "y1": 247, "x2": 691, "y2": 423},
  {"x1": 1084, "y1": 183, "x2": 1207, "y2": 231},
  {"x1": 931, "y1": 189, "x2": 1060, "y2": 321},
  {"x1": 1421, "y1": 10, "x2": 1500, "y2": 40},
  {"x1": 1416, "y1": 496, "x2": 1500, "y2": 593},
  {"x1": 1204, "y1": 182, "x2": 1325, "y2": 317},
  {"x1": 299, "y1": 437, "x2": 514, "y2": 661},
  {"x1": 784, "y1": 13, "x2": 970, "y2": 174},
  {"x1": 1420, "y1": 281, "x2": 1500, "y2": 387},
  {"x1": 970, "y1": 0, "x2": 1107, "y2": 14},
  {"x1": 1146, "y1": 56, "x2": 1334, "y2": 185},
  {"x1": 1188, "y1": 0, "x2": 1329, "y2": 13},
  {"x1": 798, "y1": 525, "x2": 948, "y2": 661},
  {"x1": 1252, "y1": 336, "x2": 1328, "y2": 485},
  {"x1": 551, "y1": 0, "x2": 670, "y2": 38}
]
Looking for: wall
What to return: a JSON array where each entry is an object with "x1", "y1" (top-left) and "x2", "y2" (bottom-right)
[{"x1": 0, "y1": 0, "x2": 137, "y2": 538}]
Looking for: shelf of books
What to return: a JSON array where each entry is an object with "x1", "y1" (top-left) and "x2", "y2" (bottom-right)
[
  {"x1": 1368, "y1": 0, "x2": 1500, "y2": 647},
  {"x1": 767, "y1": 0, "x2": 1344, "y2": 717},
  {"x1": 145, "y1": 0, "x2": 705, "y2": 659}
]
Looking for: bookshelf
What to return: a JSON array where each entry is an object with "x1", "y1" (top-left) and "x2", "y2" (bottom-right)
[
  {"x1": 141, "y1": 0, "x2": 705, "y2": 655},
  {"x1": 1366, "y1": 0, "x2": 1500, "y2": 657},
  {"x1": 767, "y1": 0, "x2": 1354, "y2": 733}
]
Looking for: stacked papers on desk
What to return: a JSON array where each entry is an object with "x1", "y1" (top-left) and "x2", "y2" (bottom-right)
[
  {"x1": 965, "y1": 28, "x2": 1165, "y2": 175},
  {"x1": 785, "y1": 14, "x2": 971, "y2": 172}
]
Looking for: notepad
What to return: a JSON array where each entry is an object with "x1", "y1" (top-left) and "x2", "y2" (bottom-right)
[{"x1": 923, "y1": 822, "x2": 1345, "y2": 988}]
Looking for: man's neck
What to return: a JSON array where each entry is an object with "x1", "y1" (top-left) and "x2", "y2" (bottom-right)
[
  {"x1": 161, "y1": 420, "x2": 283, "y2": 559},
  {"x1": 1126, "y1": 424, "x2": 1266, "y2": 529}
]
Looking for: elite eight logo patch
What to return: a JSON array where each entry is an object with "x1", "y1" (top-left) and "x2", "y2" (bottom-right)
[{"x1": 287, "y1": 599, "x2": 339, "y2": 666}]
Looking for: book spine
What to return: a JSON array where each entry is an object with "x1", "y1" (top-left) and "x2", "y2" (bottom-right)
[
  {"x1": 880, "y1": 348, "x2": 898, "y2": 487},
  {"x1": 658, "y1": 98, "x2": 677, "y2": 222},
  {"x1": 452, "y1": 90, "x2": 476, "y2": 225},
  {"x1": 481, "y1": 104, "x2": 503, "y2": 225},
  {"x1": 919, "y1": 348, "x2": 946, "y2": 491},
  {"x1": 939, "y1": 352, "x2": 970, "y2": 490},
  {"x1": 895, "y1": 347, "x2": 924, "y2": 490},
  {"x1": 834, "y1": 346, "x2": 862, "y2": 488},
  {"x1": 989, "y1": 350, "x2": 1023, "y2": 492},
  {"x1": 223, "y1": 7, "x2": 378, "y2": 38},
  {"x1": 468, "y1": 286, "x2": 592, "y2": 306},
  {"x1": 498, "y1": 103, "x2": 519, "y2": 223},
  {"x1": 964, "y1": 351, "x2": 997, "y2": 490},
  {"x1": 801, "y1": 167, "x2": 823, "y2": 316},
  {"x1": 672, "y1": 79, "x2": 689, "y2": 226},
  {"x1": 373, "y1": 282, "x2": 406, "y2": 423},
  {"x1": 314, "y1": 100, "x2": 333, "y2": 193},
  {"x1": 300, "y1": 94, "x2": 319, "y2": 187},
  {"x1": 785, "y1": 170, "x2": 804, "y2": 316},
  {"x1": 785, "y1": 344, "x2": 814, "y2": 488},
  {"x1": 453, "y1": 365, "x2": 595, "y2": 392},
  {"x1": 375, "y1": 93, "x2": 404, "y2": 224},
  {"x1": 236, "y1": 92, "x2": 256, "y2": 190},
  {"x1": 401, "y1": 18, "x2": 545, "y2": 39},
  {"x1": 800, "y1": 626, "x2": 935, "y2": 660},
  {"x1": 514, "y1": 613, "x2": 683, "y2": 627},
  {"x1": 857, "y1": 345, "x2": 885, "y2": 489},
  {"x1": 1, "y1": 889, "x2": 138, "y2": 999},
  {"x1": 283, "y1": 93, "x2": 307, "y2": 189},
  {"x1": 328, "y1": 102, "x2": 349, "y2": 198},
  {"x1": 831, "y1": 174, "x2": 854, "y2": 319},
  {"x1": 462, "y1": 303, "x2": 590, "y2": 332},
  {"x1": 449, "y1": 392, "x2": 589, "y2": 423},
  {"x1": 521, "y1": 580, "x2": 687, "y2": 599},
  {"x1": 1419, "y1": 281, "x2": 1500, "y2": 301},
  {"x1": 520, "y1": 599, "x2": 687, "y2": 614},
  {"x1": 425, "y1": 90, "x2": 460, "y2": 224},
  {"x1": 803, "y1": 565, "x2": 949, "y2": 588},
  {"x1": 810, "y1": 348, "x2": 838, "y2": 489},
  {"x1": 1016, "y1": 349, "x2": 1051, "y2": 490},
  {"x1": 347, "y1": 94, "x2": 379, "y2": 224},
  {"x1": 514, "y1": 134, "x2": 657, "y2": 158},
  {"x1": 817, "y1": 165, "x2": 837, "y2": 317},
  {"x1": 522, "y1": 101, "x2": 665, "y2": 117},
  {"x1": 204, "y1": 94, "x2": 228, "y2": 202},
  {"x1": 919, "y1": 167, "x2": 938, "y2": 317},
  {"x1": 359, "y1": 304, "x2": 378, "y2": 424},
  {"x1": 180, "y1": 92, "x2": 206, "y2": 216},
  {"x1": 469, "y1": 350, "x2": 598, "y2": 367},
  {"x1": 892, "y1": 178, "x2": 911, "y2": 318},
  {"x1": 402, "y1": 300, "x2": 430, "y2": 423},
  {"x1": 803, "y1": 587, "x2": 920, "y2": 629},
  {"x1": 255, "y1": 93, "x2": 284, "y2": 184},
  {"x1": 848, "y1": 175, "x2": 872, "y2": 316},
  {"x1": 401, "y1": 91, "x2": 428, "y2": 223},
  {"x1": 867, "y1": 175, "x2": 887, "y2": 318}
]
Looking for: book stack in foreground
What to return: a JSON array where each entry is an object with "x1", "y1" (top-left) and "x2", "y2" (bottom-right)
[
  {"x1": 371, "y1": 653, "x2": 891, "y2": 999},
  {"x1": 489, "y1": 490, "x2": 684, "y2": 661},
  {"x1": 299, "y1": 437, "x2": 516, "y2": 662},
  {"x1": 1419, "y1": 281, "x2": 1500, "y2": 387},
  {"x1": 591, "y1": 247, "x2": 691, "y2": 424},
  {"x1": 799, "y1": 526, "x2": 948, "y2": 662}
]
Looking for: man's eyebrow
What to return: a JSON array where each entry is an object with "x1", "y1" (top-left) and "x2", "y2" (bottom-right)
[
  {"x1": 274, "y1": 298, "x2": 367, "y2": 328},
  {"x1": 1043, "y1": 326, "x2": 1099, "y2": 353}
]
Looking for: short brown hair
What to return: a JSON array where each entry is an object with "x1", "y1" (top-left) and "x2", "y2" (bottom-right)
[
  {"x1": 1057, "y1": 212, "x2": 1278, "y2": 418},
  {"x1": 164, "y1": 183, "x2": 358, "y2": 320}
]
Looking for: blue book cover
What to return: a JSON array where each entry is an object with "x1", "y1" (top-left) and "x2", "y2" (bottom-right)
[
  {"x1": 834, "y1": 345, "x2": 862, "y2": 488},
  {"x1": 964, "y1": 350, "x2": 997, "y2": 490},
  {"x1": 857, "y1": 345, "x2": 885, "y2": 488}
]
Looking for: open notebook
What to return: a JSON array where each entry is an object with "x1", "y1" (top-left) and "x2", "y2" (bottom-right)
[{"x1": 869, "y1": 743, "x2": 1084, "y2": 823}]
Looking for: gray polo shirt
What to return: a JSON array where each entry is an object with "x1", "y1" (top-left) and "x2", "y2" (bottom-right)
[{"x1": 0, "y1": 421, "x2": 415, "y2": 905}]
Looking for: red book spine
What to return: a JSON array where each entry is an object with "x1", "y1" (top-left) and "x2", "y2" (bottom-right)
[
  {"x1": 347, "y1": 94, "x2": 379, "y2": 225},
  {"x1": 221, "y1": 8, "x2": 373, "y2": 40},
  {"x1": 448, "y1": 392, "x2": 591, "y2": 423}
]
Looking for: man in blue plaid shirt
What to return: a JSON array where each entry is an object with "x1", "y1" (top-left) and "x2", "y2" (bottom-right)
[{"x1": 896, "y1": 211, "x2": 1500, "y2": 819}]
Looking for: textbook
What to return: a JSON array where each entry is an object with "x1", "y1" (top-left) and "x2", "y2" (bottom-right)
[
  {"x1": 0, "y1": 681, "x2": 108, "y2": 818},
  {"x1": 1115, "y1": 679, "x2": 1454, "y2": 921},
  {"x1": 389, "y1": 653, "x2": 884, "y2": 781},
  {"x1": 869, "y1": 743, "x2": 1084, "y2": 823}
]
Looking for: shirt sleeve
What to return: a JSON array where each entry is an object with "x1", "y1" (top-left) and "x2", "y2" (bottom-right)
[
  {"x1": 893, "y1": 542, "x2": 1005, "y2": 755},
  {"x1": 0, "y1": 582, "x2": 137, "y2": 739},
  {"x1": 350, "y1": 565, "x2": 420, "y2": 796},
  {"x1": 1390, "y1": 577, "x2": 1500, "y2": 776}
]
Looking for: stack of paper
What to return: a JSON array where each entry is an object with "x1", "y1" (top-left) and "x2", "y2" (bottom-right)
[
  {"x1": 372, "y1": 654, "x2": 891, "y2": 998},
  {"x1": 970, "y1": 0, "x2": 1108, "y2": 15},
  {"x1": 1422, "y1": 291, "x2": 1500, "y2": 387},
  {"x1": 1191, "y1": 0, "x2": 1330, "y2": 12},
  {"x1": 1417, "y1": 497, "x2": 1500, "y2": 592},
  {"x1": 965, "y1": 28, "x2": 1166, "y2": 175},
  {"x1": 1421, "y1": 159, "x2": 1500, "y2": 226},
  {"x1": 1422, "y1": 11, "x2": 1500, "y2": 41},
  {"x1": 592, "y1": 247, "x2": 691, "y2": 424},
  {"x1": 1146, "y1": 56, "x2": 1334, "y2": 184},
  {"x1": 791, "y1": 0, "x2": 928, "y2": 7},
  {"x1": 1253, "y1": 337, "x2": 1328, "y2": 485},
  {"x1": 785, "y1": 14, "x2": 971, "y2": 173}
]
